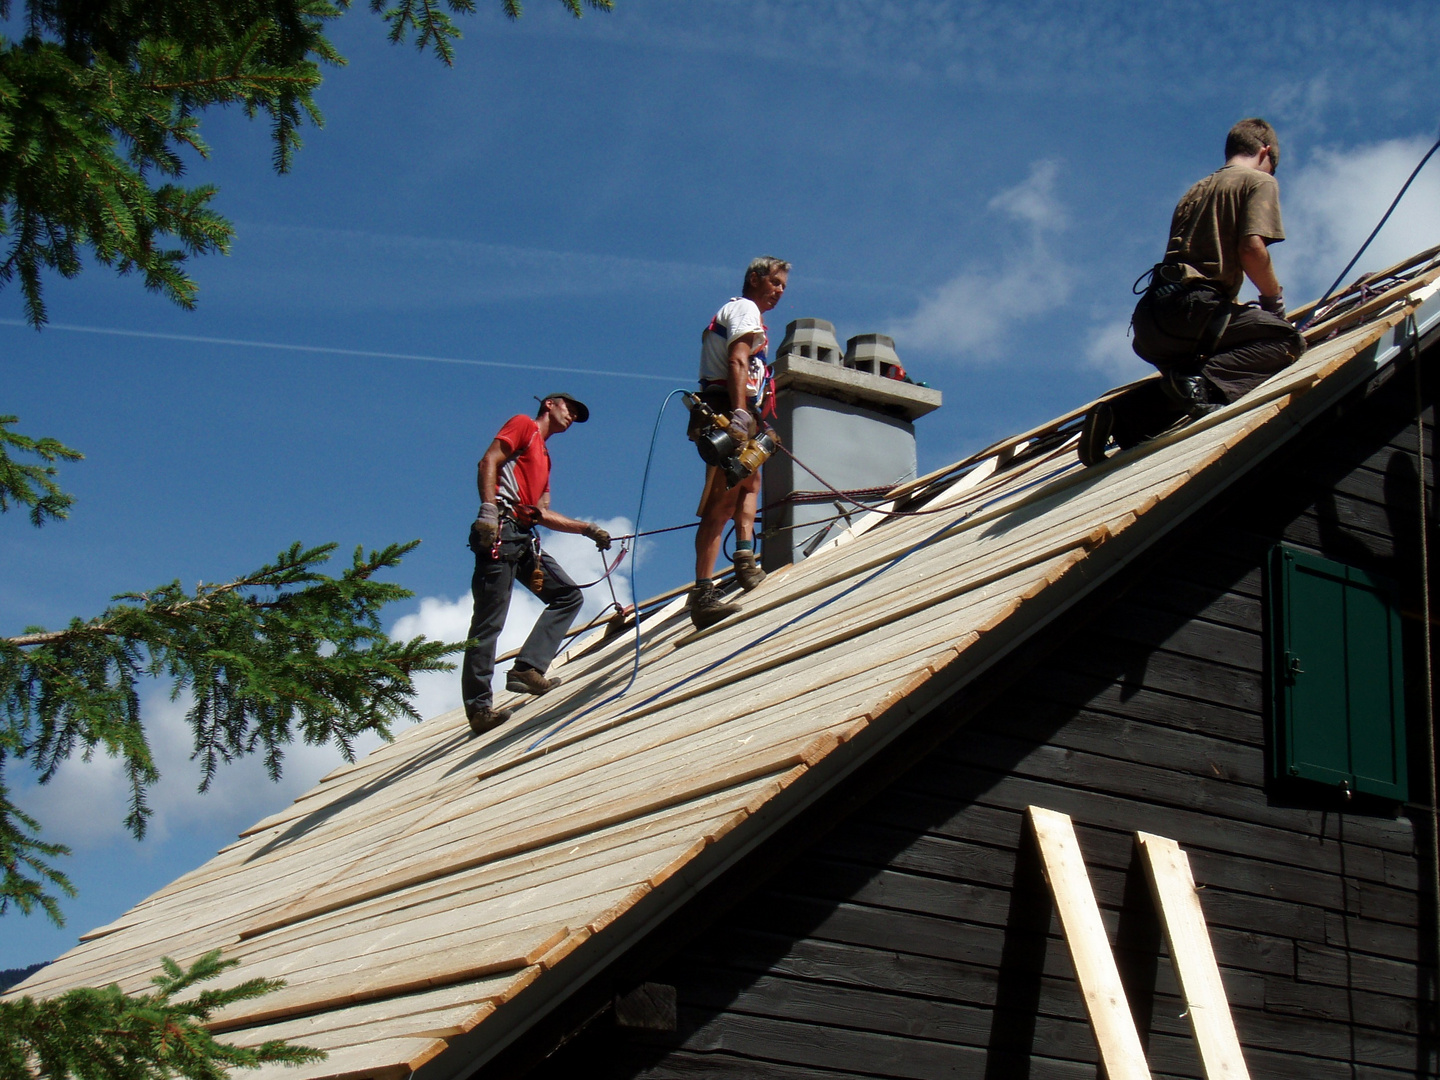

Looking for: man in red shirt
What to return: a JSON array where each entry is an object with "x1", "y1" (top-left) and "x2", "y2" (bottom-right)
[{"x1": 463, "y1": 393, "x2": 612, "y2": 735}]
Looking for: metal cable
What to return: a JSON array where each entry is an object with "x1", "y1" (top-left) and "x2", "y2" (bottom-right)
[
  {"x1": 567, "y1": 546, "x2": 628, "y2": 589},
  {"x1": 777, "y1": 443, "x2": 996, "y2": 519}
]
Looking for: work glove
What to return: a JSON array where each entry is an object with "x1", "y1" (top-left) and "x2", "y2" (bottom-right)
[
  {"x1": 584, "y1": 523, "x2": 612, "y2": 551},
  {"x1": 728, "y1": 408, "x2": 754, "y2": 438},
  {"x1": 1259, "y1": 292, "x2": 1285, "y2": 318},
  {"x1": 472, "y1": 502, "x2": 500, "y2": 549}
]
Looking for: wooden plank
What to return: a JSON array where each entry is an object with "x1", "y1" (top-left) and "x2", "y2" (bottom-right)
[
  {"x1": 247, "y1": 756, "x2": 804, "y2": 938},
  {"x1": 547, "y1": 536, "x2": 1092, "y2": 743},
  {"x1": 225, "y1": 1002, "x2": 485, "y2": 1047},
  {"x1": 218, "y1": 976, "x2": 511, "y2": 1044},
  {"x1": 238, "y1": 806, "x2": 732, "y2": 957},
  {"x1": 1136, "y1": 831, "x2": 1250, "y2": 1080},
  {"x1": 243, "y1": 829, "x2": 694, "y2": 958},
  {"x1": 441, "y1": 631, "x2": 940, "y2": 827},
  {"x1": 240, "y1": 1036, "x2": 445, "y2": 1080},
  {"x1": 1026, "y1": 806, "x2": 1152, "y2": 1080},
  {"x1": 210, "y1": 917, "x2": 574, "y2": 1029},
  {"x1": 1301, "y1": 269, "x2": 1440, "y2": 343},
  {"x1": 1287, "y1": 244, "x2": 1440, "y2": 321},
  {"x1": 240, "y1": 793, "x2": 757, "y2": 940}
]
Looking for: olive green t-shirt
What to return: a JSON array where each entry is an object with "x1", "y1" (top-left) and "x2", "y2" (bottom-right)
[{"x1": 1163, "y1": 164, "x2": 1285, "y2": 299}]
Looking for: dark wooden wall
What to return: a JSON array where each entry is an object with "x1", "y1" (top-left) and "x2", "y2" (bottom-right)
[{"x1": 528, "y1": 355, "x2": 1440, "y2": 1080}]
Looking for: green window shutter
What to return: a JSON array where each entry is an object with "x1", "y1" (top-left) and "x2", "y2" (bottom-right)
[{"x1": 1268, "y1": 546, "x2": 1408, "y2": 801}]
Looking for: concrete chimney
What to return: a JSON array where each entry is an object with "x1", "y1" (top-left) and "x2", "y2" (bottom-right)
[{"x1": 762, "y1": 321, "x2": 942, "y2": 571}]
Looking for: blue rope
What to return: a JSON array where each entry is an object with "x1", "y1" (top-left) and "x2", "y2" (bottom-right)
[{"x1": 526, "y1": 388, "x2": 692, "y2": 752}]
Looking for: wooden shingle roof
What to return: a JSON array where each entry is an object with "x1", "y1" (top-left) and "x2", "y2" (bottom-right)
[{"x1": 11, "y1": 251, "x2": 1440, "y2": 1080}]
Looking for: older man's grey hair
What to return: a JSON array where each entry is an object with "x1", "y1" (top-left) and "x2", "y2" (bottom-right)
[{"x1": 744, "y1": 255, "x2": 791, "y2": 293}]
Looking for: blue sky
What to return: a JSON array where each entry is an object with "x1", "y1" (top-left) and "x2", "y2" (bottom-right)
[{"x1": 4, "y1": 0, "x2": 1440, "y2": 967}]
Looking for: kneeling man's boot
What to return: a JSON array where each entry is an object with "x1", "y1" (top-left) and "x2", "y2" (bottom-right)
[
  {"x1": 1077, "y1": 401, "x2": 1115, "y2": 466},
  {"x1": 1162, "y1": 372, "x2": 1221, "y2": 418},
  {"x1": 689, "y1": 580, "x2": 741, "y2": 631},
  {"x1": 733, "y1": 550, "x2": 766, "y2": 591}
]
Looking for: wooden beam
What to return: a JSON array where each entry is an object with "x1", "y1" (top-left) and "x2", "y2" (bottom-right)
[
  {"x1": 1136, "y1": 832, "x2": 1251, "y2": 1080},
  {"x1": 1027, "y1": 806, "x2": 1152, "y2": 1080}
]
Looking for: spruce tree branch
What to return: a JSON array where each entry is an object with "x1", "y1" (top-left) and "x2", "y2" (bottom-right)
[
  {"x1": 0, "y1": 951, "x2": 324, "y2": 1078},
  {"x1": 0, "y1": 416, "x2": 82, "y2": 527},
  {"x1": 5, "y1": 570, "x2": 281, "y2": 648},
  {"x1": 0, "y1": 760, "x2": 74, "y2": 926}
]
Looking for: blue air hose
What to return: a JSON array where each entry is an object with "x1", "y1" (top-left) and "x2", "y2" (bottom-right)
[{"x1": 526, "y1": 388, "x2": 691, "y2": 752}]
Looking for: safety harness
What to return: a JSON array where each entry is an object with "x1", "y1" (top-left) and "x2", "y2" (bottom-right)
[{"x1": 704, "y1": 312, "x2": 774, "y2": 417}]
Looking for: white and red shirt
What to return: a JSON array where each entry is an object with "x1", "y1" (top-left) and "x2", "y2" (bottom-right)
[
  {"x1": 699, "y1": 296, "x2": 768, "y2": 398},
  {"x1": 492, "y1": 414, "x2": 550, "y2": 512}
]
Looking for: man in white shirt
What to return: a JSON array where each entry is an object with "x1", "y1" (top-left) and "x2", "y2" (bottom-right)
[{"x1": 687, "y1": 256, "x2": 790, "y2": 629}]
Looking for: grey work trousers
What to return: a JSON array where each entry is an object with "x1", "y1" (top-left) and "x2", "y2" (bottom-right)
[{"x1": 461, "y1": 522, "x2": 583, "y2": 713}]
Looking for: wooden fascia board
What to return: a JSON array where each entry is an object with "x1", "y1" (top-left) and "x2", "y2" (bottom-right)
[{"x1": 417, "y1": 300, "x2": 1438, "y2": 1080}]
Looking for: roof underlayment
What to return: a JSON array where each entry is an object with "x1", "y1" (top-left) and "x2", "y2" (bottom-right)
[{"x1": 10, "y1": 247, "x2": 1440, "y2": 1080}]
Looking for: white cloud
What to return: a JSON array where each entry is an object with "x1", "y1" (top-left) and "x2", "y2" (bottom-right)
[
  {"x1": 388, "y1": 515, "x2": 636, "y2": 720},
  {"x1": 1083, "y1": 316, "x2": 1150, "y2": 382},
  {"x1": 1266, "y1": 75, "x2": 1333, "y2": 139},
  {"x1": 890, "y1": 161, "x2": 1073, "y2": 361},
  {"x1": 988, "y1": 160, "x2": 1068, "y2": 232},
  {"x1": 1275, "y1": 134, "x2": 1440, "y2": 304},
  {"x1": 14, "y1": 691, "x2": 388, "y2": 852}
]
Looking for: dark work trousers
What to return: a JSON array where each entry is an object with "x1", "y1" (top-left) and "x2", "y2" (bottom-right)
[
  {"x1": 461, "y1": 522, "x2": 584, "y2": 713},
  {"x1": 1117, "y1": 287, "x2": 1307, "y2": 448}
]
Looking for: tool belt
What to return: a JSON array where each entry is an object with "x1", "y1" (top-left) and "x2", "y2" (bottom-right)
[
  {"x1": 467, "y1": 515, "x2": 547, "y2": 594},
  {"x1": 687, "y1": 385, "x2": 758, "y2": 441},
  {"x1": 1132, "y1": 263, "x2": 1233, "y2": 368}
]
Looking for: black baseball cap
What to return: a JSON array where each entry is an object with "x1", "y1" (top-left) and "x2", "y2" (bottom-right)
[{"x1": 537, "y1": 392, "x2": 589, "y2": 422}]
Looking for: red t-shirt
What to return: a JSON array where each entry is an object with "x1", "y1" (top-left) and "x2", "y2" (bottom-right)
[{"x1": 493, "y1": 414, "x2": 550, "y2": 510}]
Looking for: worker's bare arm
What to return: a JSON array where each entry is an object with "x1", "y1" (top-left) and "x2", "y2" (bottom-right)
[
  {"x1": 476, "y1": 439, "x2": 511, "y2": 504},
  {"x1": 727, "y1": 336, "x2": 758, "y2": 413},
  {"x1": 535, "y1": 493, "x2": 576, "y2": 532},
  {"x1": 534, "y1": 494, "x2": 611, "y2": 549},
  {"x1": 1239, "y1": 234, "x2": 1283, "y2": 301}
]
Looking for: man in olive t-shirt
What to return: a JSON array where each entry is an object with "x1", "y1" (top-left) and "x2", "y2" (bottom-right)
[{"x1": 1131, "y1": 117, "x2": 1306, "y2": 411}]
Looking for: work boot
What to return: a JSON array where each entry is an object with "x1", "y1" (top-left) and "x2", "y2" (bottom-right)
[
  {"x1": 1161, "y1": 372, "x2": 1221, "y2": 418},
  {"x1": 732, "y1": 549, "x2": 766, "y2": 591},
  {"x1": 506, "y1": 666, "x2": 561, "y2": 696},
  {"x1": 688, "y1": 579, "x2": 741, "y2": 631},
  {"x1": 1077, "y1": 401, "x2": 1114, "y2": 467},
  {"x1": 467, "y1": 704, "x2": 511, "y2": 736}
]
